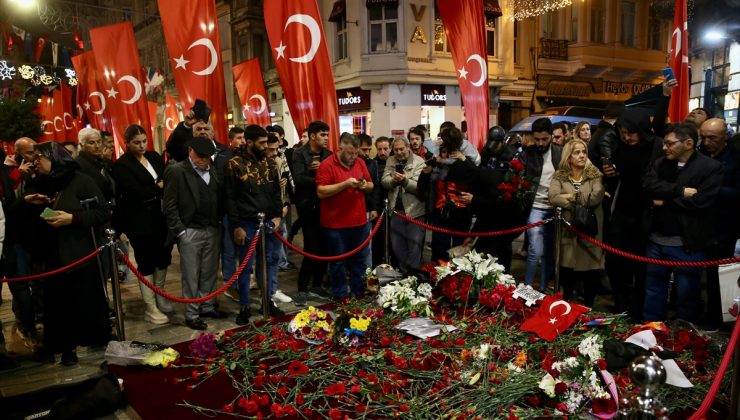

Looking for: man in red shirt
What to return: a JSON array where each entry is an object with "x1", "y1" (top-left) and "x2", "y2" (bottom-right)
[{"x1": 316, "y1": 133, "x2": 374, "y2": 299}]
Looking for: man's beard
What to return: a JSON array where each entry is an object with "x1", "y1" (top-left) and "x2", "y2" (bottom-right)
[
  {"x1": 249, "y1": 146, "x2": 266, "y2": 159},
  {"x1": 341, "y1": 154, "x2": 355, "y2": 167}
]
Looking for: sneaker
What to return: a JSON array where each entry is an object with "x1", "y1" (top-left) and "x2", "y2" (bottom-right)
[
  {"x1": 309, "y1": 286, "x2": 332, "y2": 299},
  {"x1": 223, "y1": 289, "x2": 240, "y2": 303},
  {"x1": 272, "y1": 289, "x2": 293, "y2": 303},
  {"x1": 235, "y1": 306, "x2": 251, "y2": 325},
  {"x1": 294, "y1": 292, "x2": 308, "y2": 307}
]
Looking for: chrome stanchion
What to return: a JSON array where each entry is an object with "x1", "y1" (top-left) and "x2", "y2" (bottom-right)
[
  {"x1": 554, "y1": 208, "x2": 563, "y2": 295},
  {"x1": 617, "y1": 355, "x2": 668, "y2": 419},
  {"x1": 258, "y1": 213, "x2": 269, "y2": 320},
  {"x1": 384, "y1": 198, "x2": 390, "y2": 265},
  {"x1": 105, "y1": 228, "x2": 125, "y2": 341}
]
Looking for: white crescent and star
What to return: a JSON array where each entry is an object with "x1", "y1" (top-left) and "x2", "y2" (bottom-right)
[
  {"x1": 63, "y1": 112, "x2": 75, "y2": 130},
  {"x1": 165, "y1": 117, "x2": 176, "y2": 131},
  {"x1": 41, "y1": 120, "x2": 53, "y2": 135},
  {"x1": 117, "y1": 75, "x2": 143, "y2": 104},
  {"x1": 172, "y1": 35, "x2": 218, "y2": 75},
  {"x1": 248, "y1": 94, "x2": 267, "y2": 114},
  {"x1": 53, "y1": 116, "x2": 63, "y2": 132},
  {"x1": 458, "y1": 54, "x2": 487, "y2": 87},
  {"x1": 547, "y1": 300, "x2": 572, "y2": 325},
  {"x1": 88, "y1": 91, "x2": 107, "y2": 115},
  {"x1": 276, "y1": 14, "x2": 321, "y2": 63}
]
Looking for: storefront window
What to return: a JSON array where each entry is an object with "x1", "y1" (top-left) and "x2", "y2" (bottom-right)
[{"x1": 368, "y1": 4, "x2": 398, "y2": 53}]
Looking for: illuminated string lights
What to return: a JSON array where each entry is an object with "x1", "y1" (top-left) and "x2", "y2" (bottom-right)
[{"x1": 511, "y1": 0, "x2": 573, "y2": 20}]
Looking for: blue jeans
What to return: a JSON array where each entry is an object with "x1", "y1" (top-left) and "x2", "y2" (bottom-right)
[
  {"x1": 524, "y1": 207, "x2": 555, "y2": 290},
  {"x1": 391, "y1": 215, "x2": 426, "y2": 273},
  {"x1": 277, "y1": 218, "x2": 290, "y2": 269},
  {"x1": 237, "y1": 219, "x2": 280, "y2": 306},
  {"x1": 643, "y1": 241, "x2": 704, "y2": 322},
  {"x1": 221, "y1": 216, "x2": 238, "y2": 287},
  {"x1": 324, "y1": 224, "x2": 370, "y2": 298}
]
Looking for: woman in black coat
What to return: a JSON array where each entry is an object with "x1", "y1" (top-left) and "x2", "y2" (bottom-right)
[
  {"x1": 112, "y1": 125, "x2": 173, "y2": 324},
  {"x1": 27, "y1": 142, "x2": 111, "y2": 365}
]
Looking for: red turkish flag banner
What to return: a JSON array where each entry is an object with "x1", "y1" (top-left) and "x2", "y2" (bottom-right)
[
  {"x1": 233, "y1": 58, "x2": 272, "y2": 127},
  {"x1": 89, "y1": 22, "x2": 153, "y2": 156},
  {"x1": 36, "y1": 95, "x2": 56, "y2": 143},
  {"x1": 437, "y1": 0, "x2": 490, "y2": 150},
  {"x1": 164, "y1": 95, "x2": 180, "y2": 140},
  {"x1": 520, "y1": 296, "x2": 590, "y2": 342},
  {"x1": 668, "y1": 0, "x2": 689, "y2": 122},
  {"x1": 57, "y1": 84, "x2": 79, "y2": 141},
  {"x1": 71, "y1": 51, "x2": 110, "y2": 131},
  {"x1": 158, "y1": 0, "x2": 229, "y2": 144},
  {"x1": 264, "y1": 0, "x2": 340, "y2": 151}
]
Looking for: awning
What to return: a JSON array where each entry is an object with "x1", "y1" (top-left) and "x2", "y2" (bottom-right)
[
  {"x1": 484, "y1": 0, "x2": 503, "y2": 18},
  {"x1": 366, "y1": 0, "x2": 399, "y2": 7},
  {"x1": 329, "y1": 0, "x2": 346, "y2": 23}
]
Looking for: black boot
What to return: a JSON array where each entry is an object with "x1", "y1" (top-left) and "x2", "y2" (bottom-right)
[{"x1": 235, "y1": 306, "x2": 251, "y2": 325}]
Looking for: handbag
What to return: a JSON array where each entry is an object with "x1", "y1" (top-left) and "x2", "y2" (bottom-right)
[{"x1": 571, "y1": 192, "x2": 598, "y2": 236}]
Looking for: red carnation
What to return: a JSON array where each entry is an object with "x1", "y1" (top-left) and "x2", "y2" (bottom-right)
[
  {"x1": 287, "y1": 360, "x2": 309, "y2": 376},
  {"x1": 325, "y1": 383, "x2": 347, "y2": 396},
  {"x1": 503, "y1": 192, "x2": 513, "y2": 201},
  {"x1": 244, "y1": 400, "x2": 259, "y2": 414},
  {"x1": 554, "y1": 382, "x2": 568, "y2": 395},
  {"x1": 296, "y1": 392, "x2": 304, "y2": 405},
  {"x1": 379, "y1": 336, "x2": 391, "y2": 347},
  {"x1": 328, "y1": 408, "x2": 343, "y2": 420}
]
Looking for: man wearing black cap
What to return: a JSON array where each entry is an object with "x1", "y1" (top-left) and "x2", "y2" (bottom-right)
[{"x1": 163, "y1": 135, "x2": 227, "y2": 330}]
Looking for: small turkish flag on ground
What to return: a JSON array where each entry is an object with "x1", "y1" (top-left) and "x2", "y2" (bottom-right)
[{"x1": 520, "y1": 296, "x2": 589, "y2": 342}]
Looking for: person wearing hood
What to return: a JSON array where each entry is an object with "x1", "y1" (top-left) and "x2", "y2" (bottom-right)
[
  {"x1": 25, "y1": 142, "x2": 111, "y2": 366},
  {"x1": 601, "y1": 108, "x2": 662, "y2": 319}
]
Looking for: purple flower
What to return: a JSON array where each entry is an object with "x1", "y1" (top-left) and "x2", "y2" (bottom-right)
[{"x1": 189, "y1": 332, "x2": 217, "y2": 359}]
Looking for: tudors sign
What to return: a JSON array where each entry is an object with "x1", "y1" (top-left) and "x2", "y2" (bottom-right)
[
  {"x1": 336, "y1": 87, "x2": 371, "y2": 112},
  {"x1": 421, "y1": 84, "x2": 447, "y2": 106}
]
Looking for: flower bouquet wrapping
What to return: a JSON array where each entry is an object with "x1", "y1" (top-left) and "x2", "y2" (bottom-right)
[
  {"x1": 105, "y1": 341, "x2": 179, "y2": 368},
  {"x1": 288, "y1": 306, "x2": 334, "y2": 345},
  {"x1": 333, "y1": 309, "x2": 380, "y2": 347}
]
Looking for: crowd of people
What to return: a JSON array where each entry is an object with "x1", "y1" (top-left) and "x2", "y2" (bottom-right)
[{"x1": 1, "y1": 79, "x2": 739, "y2": 369}]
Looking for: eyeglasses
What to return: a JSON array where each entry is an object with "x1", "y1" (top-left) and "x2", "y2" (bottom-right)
[{"x1": 662, "y1": 139, "x2": 684, "y2": 148}]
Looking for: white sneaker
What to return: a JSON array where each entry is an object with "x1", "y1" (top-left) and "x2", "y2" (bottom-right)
[{"x1": 271, "y1": 289, "x2": 293, "y2": 303}]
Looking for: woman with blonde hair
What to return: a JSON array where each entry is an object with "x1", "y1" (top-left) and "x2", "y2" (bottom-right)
[
  {"x1": 574, "y1": 121, "x2": 592, "y2": 143},
  {"x1": 548, "y1": 139, "x2": 604, "y2": 306}
]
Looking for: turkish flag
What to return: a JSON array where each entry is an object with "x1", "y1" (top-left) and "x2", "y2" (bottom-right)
[
  {"x1": 164, "y1": 95, "x2": 180, "y2": 140},
  {"x1": 668, "y1": 0, "x2": 689, "y2": 122},
  {"x1": 89, "y1": 22, "x2": 153, "y2": 156},
  {"x1": 36, "y1": 95, "x2": 56, "y2": 143},
  {"x1": 232, "y1": 58, "x2": 272, "y2": 127},
  {"x1": 437, "y1": 0, "x2": 490, "y2": 150},
  {"x1": 520, "y1": 296, "x2": 590, "y2": 342},
  {"x1": 57, "y1": 84, "x2": 79, "y2": 141},
  {"x1": 158, "y1": 0, "x2": 229, "y2": 145},
  {"x1": 264, "y1": 0, "x2": 340, "y2": 151},
  {"x1": 71, "y1": 51, "x2": 110, "y2": 131}
]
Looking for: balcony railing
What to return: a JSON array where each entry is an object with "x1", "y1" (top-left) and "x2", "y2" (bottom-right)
[{"x1": 539, "y1": 38, "x2": 569, "y2": 60}]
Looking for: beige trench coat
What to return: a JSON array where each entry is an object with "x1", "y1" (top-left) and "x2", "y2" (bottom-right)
[{"x1": 548, "y1": 165, "x2": 605, "y2": 271}]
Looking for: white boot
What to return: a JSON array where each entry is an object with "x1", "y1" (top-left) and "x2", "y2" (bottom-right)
[
  {"x1": 153, "y1": 268, "x2": 174, "y2": 313},
  {"x1": 139, "y1": 276, "x2": 169, "y2": 324}
]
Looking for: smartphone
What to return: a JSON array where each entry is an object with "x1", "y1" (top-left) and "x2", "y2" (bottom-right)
[
  {"x1": 662, "y1": 67, "x2": 675, "y2": 81},
  {"x1": 311, "y1": 155, "x2": 320, "y2": 163},
  {"x1": 40, "y1": 207, "x2": 59, "y2": 218},
  {"x1": 424, "y1": 157, "x2": 437, "y2": 167},
  {"x1": 281, "y1": 171, "x2": 290, "y2": 178},
  {"x1": 395, "y1": 163, "x2": 405, "y2": 174},
  {"x1": 601, "y1": 157, "x2": 616, "y2": 171}
]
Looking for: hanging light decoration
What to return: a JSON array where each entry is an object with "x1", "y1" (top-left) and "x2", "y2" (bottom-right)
[
  {"x1": 511, "y1": 0, "x2": 573, "y2": 20},
  {"x1": 19, "y1": 64, "x2": 35, "y2": 79}
]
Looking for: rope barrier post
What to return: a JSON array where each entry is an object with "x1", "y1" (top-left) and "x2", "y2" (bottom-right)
[
  {"x1": 554, "y1": 208, "x2": 563, "y2": 295},
  {"x1": 732, "y1": 296, "x2": 740, "y2": 419},
  {"x1": 105, "y1": 228, "x2": 125, "y2": 341},
  {"x1": 258, "y1": 213, "x2": 270, "y2": 320},
  {"x1": 384, "y1": 198, "x2": 390, "y2": 265}
]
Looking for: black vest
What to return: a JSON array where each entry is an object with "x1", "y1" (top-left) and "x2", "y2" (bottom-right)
[{"x1": 190, "y1": 175, "x2": 220, "y2": 229}]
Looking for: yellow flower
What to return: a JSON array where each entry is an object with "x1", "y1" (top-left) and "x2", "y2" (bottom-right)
[
  {"x1": 294, "y1": 311, "x2": 309, "y2": 328},
  {"x1": 143, "y1": 348, "x2": 179, "y2": 368},
  {"x1": 349, "y1": 316, "x2": 371, "y2": 331}
]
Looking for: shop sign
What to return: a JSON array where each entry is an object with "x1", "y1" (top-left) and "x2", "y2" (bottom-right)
[
  {"x1": 336, "y1": 87, "x2": 371, "y2": 112},
  {"x1": 546, "y1": 81, "x2": 592, "y2": 97},
  {"x1": 604, "y1": 81, "x2": 654, "y2": 96},
  {"x1": 421, "y1": 84, "x2": 447, "y2": 105}
]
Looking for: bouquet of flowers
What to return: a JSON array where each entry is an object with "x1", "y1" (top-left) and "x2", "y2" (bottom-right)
[
  {"x1": 433, "y1": 251, "x2": 516, "y2": 306},
  {"x1": 376, "y1": 276, "x2": 433, "y2": 316},
  {"x1": 538, "y1": 334, "x2": 617, "y2": 416},
  {"x1": 334, "y1": 311, "x2": 375, "y2": 347},
  {"x1": 498, "y1": 158, "x2": 533, "y2": 207},
  {"x1": 288, "y1": 306, "x2": 334, "y2": 344}
]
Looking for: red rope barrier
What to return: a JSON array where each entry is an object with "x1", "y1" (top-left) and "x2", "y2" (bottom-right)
[
  {"x1": 0, "y1": 247, "x2": 103, "y2": 282},
  {"x1": 688, "y1": 315, "x2": 740, "y2": 419},
  {"x1": 120, "y1": 233, "x2": 259, "y2": 304},
  {"x1": 567, "y1": 223, "x2": 740, "y2": 267},
  {"x1": 273, "y1": 213, "x2": 384, "y2": 261},
  {"x1": 394, "y1": 211, "x2": 551, "y2": 237}
]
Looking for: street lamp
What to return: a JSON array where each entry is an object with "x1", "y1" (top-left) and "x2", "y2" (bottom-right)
[
  {"x1": 704, "y1": 29, "x2": 728, "y2": 43},
  {"x1": 6, "y1": 0, "x2": 36, "y2": 11}
]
